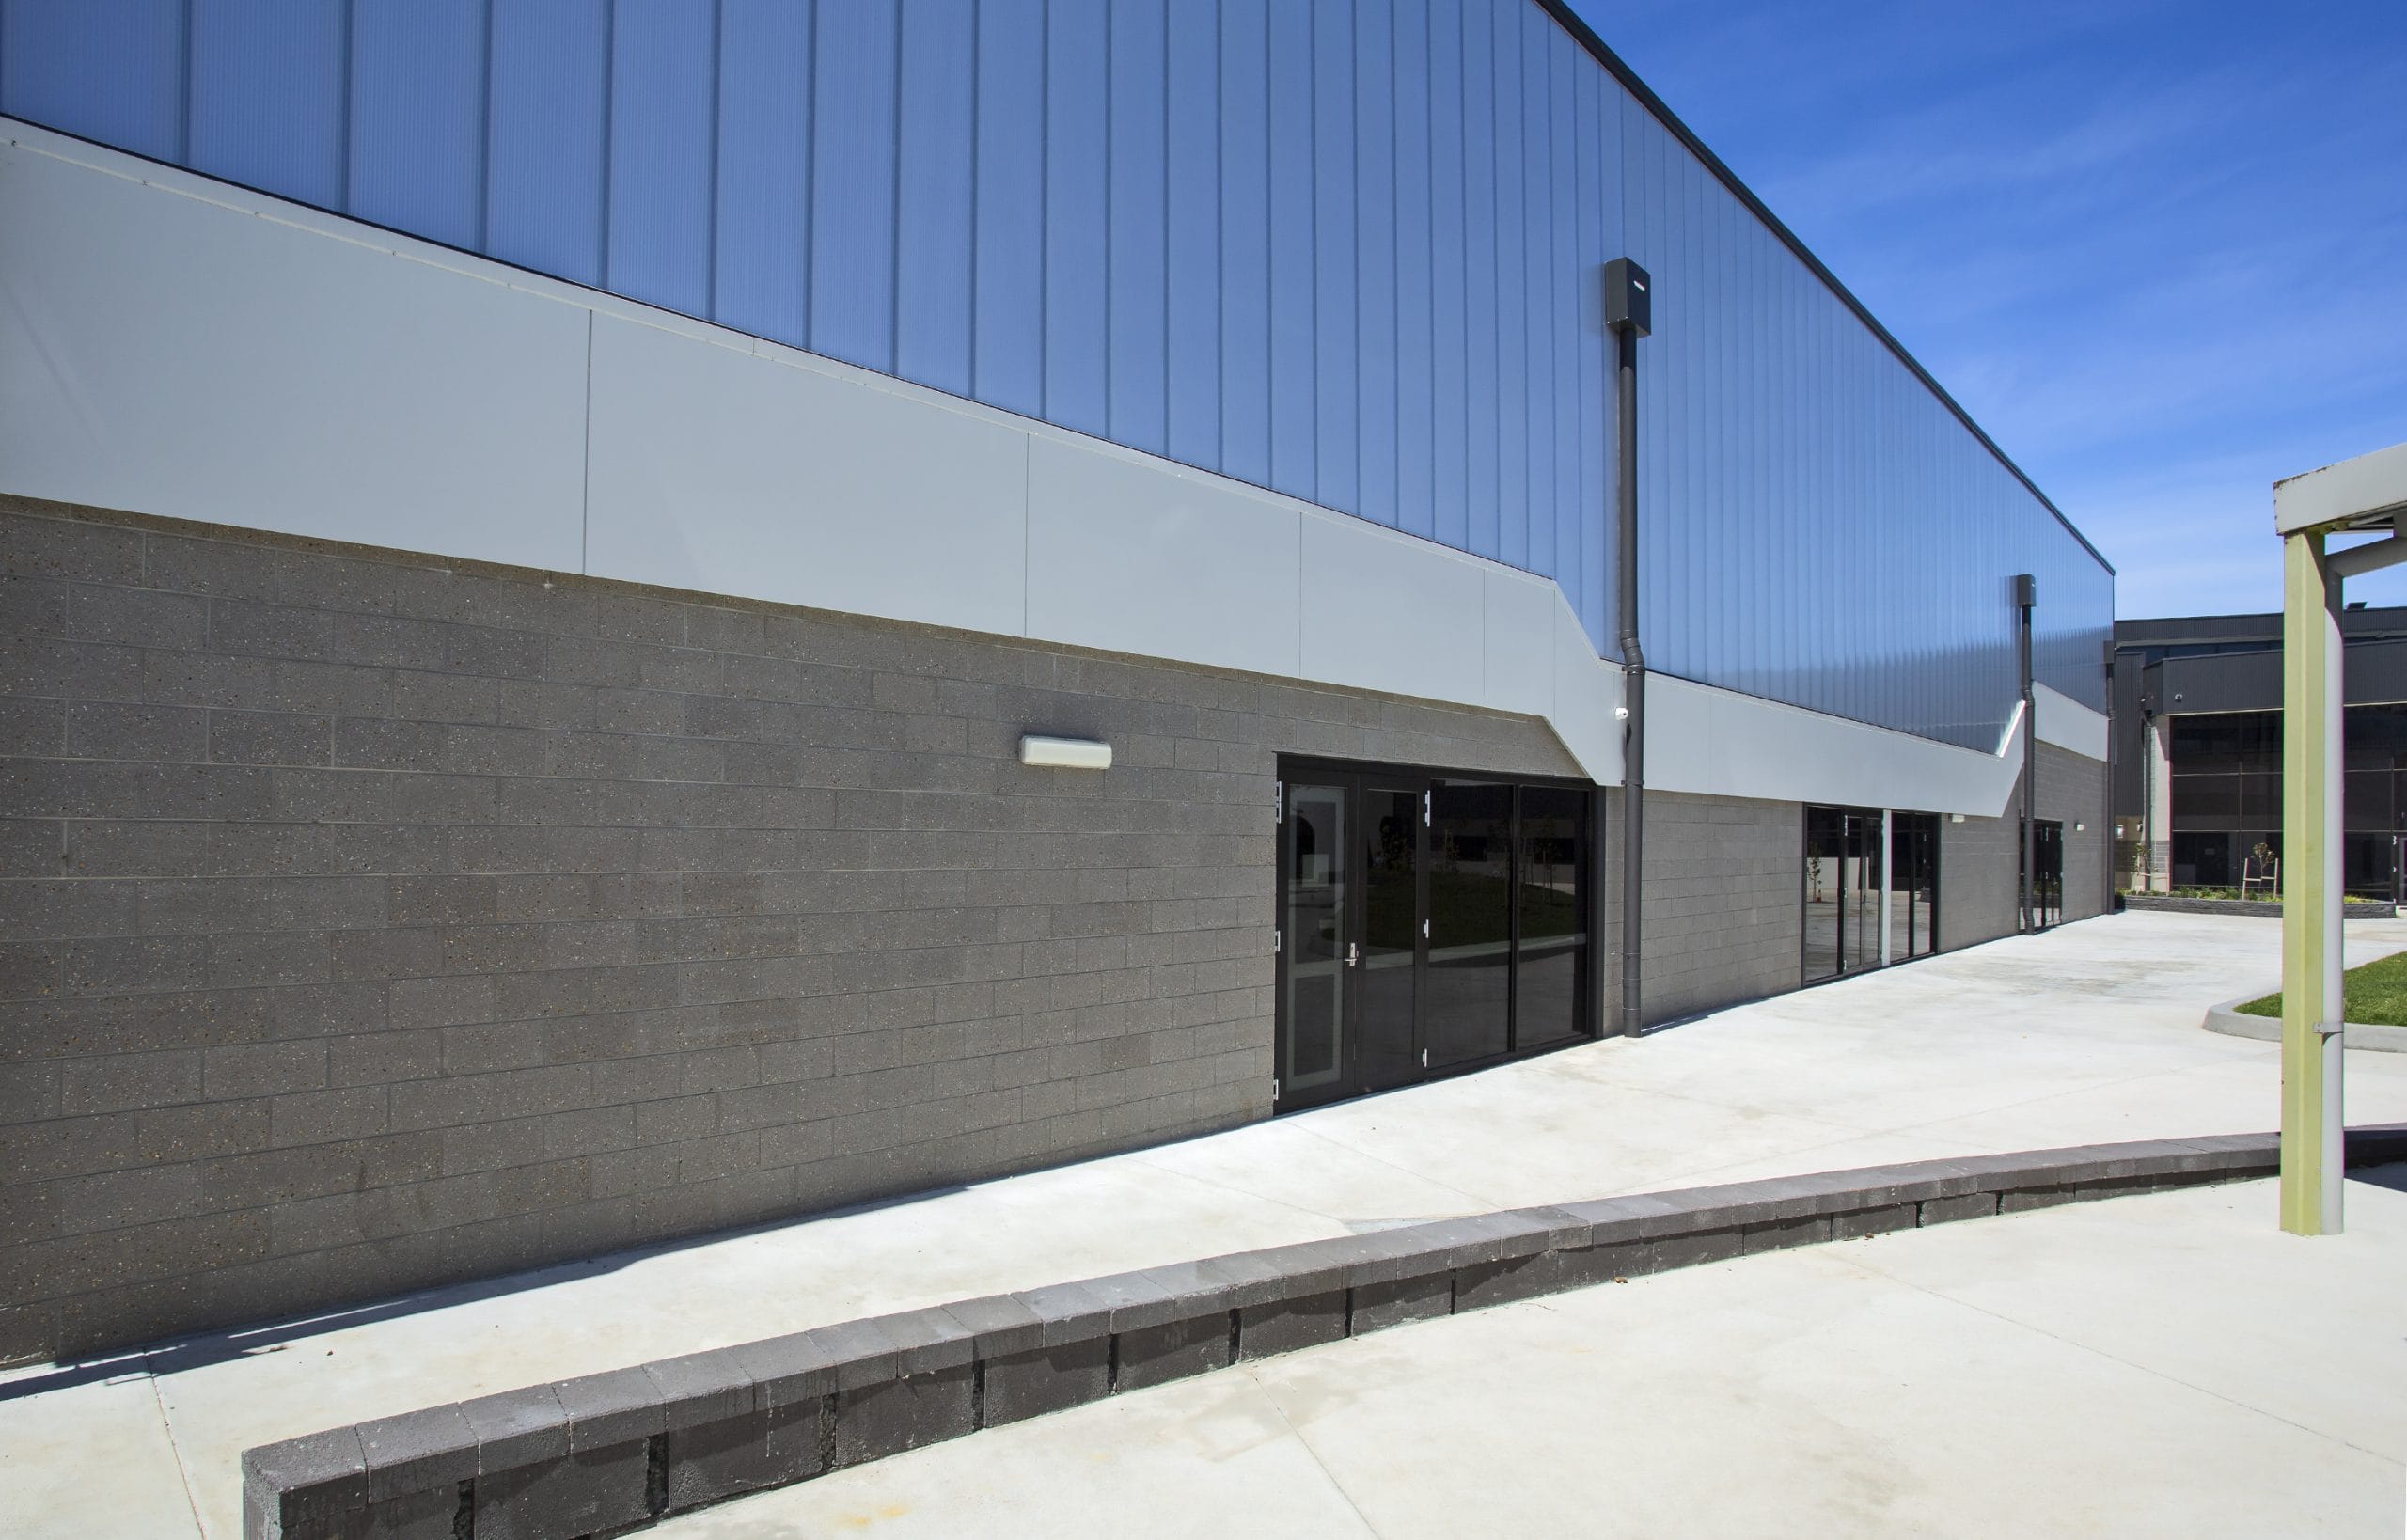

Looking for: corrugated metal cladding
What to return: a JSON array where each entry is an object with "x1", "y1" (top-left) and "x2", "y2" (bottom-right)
[{"x1": 0, "y1": 0, "x2": 2111, "y2": 747}]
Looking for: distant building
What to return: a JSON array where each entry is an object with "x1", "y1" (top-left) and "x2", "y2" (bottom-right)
[{"x1": 2111, "y1": 609, "x2": 2407, "y2": 894}]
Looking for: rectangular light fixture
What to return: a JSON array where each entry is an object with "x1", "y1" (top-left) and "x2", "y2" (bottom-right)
[{"x1": 1019, "y1": 734, "x2": 1111, "y2": 770}]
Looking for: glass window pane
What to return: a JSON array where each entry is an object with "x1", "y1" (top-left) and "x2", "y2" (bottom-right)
[
  {"x1": 1359, "y1": 786, "x2": 1421, "y2": 1089},
  {"x1": 1803, "y1": 807, "x2": 1844, "y2": 982},
  {"x1": 1514, "y1": 786, "x2": 1585, "y2": 1049},
  {"x1": 1428, "y1": 781, "x2": 1512, "y2": 1066},
  {"x1": 1282, "y1": 784, "x2": 1345, "y2": 1092}
]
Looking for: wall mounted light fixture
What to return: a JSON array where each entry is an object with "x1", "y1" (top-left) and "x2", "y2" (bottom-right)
[{"x1": 1019, "y1": 735, "x2": 1111, "y2": 770}]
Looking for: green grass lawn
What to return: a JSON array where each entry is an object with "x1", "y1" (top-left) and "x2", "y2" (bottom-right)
[{"x1": 2237, "y1": 948, "x2": 2407, "y2": 1025}]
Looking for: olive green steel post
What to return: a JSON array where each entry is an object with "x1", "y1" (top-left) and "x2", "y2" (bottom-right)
[{"x1": 2279, "y1": 530, "x2": 2344, "y2": 1235}]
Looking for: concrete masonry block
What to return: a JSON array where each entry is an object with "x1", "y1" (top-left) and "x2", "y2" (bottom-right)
[
  {"x1": 871, "y1": 1306, "x2": 978, "y2": 1377},
  {"x1": 1235, "y1": 1288, "x2": 1346, "y2": 1360},
  {"x1": 661, "y1": 1407, "x2": 812, "y2": 1515},
  {"x1": 982, "y1": 1337, "x2": 1110, "y2": 1426},
  {"x1": 1650, "y1": 1227, "x2": 1746, "y2": 1272},
  {"x1": 1919, "y1": 1192, "x2": 2000, "y2": 1226},
  {"x1": 1113, "y1": 1312, "x2": 1233, "y2": 1391},
  {"x1": 458, "y1": 1385, "x2": 569, "y2": 1475},
  {"x1": 470, "y1": 1438, "x2": 653, "y2": 1540},
  {"x1": 1453, "y1": 1250, "x2": 1567, "y2": 1312},
  {"x1": 1346, "y1": 1271, "x2": 1455, "y2": 1334},
  {"x1": 1741, "y1": 1214, "x2": 1834, "y2": 1255},
  {"x1": 357, "y1": 1481, "x2": 464, "y2": 1540},
  {"x1": 1010, "y1": 1280, "x2": 1116, "y2": 1348},
  {"x1": 1831, "y1": 1203, "x2": 1919, "y2": 1239},
  {"x1": 1132, "y1": 1258, "x2": 1238, "y2": 1322},
  {"x1": 1997, "y1": 1186, "x2": 2083, "y2": 1215},
  {"x1": 831, "y1": 1362, "x2": 975, "y2": 1469},
  {"x1": 809, "y1": 1317, "x2": 903, "y2": 1394},
  {"x1": 645, "y1": 1346, "x2": 760, "y2": 1431},
  {"x1": 242, "y1": 1425, "x2": 368, "y2": 1540}
]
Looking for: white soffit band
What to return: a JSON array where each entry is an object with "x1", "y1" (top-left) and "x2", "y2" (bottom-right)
[{"x1": 0, "y1": 118, "x2": 2084, "y2": 815}]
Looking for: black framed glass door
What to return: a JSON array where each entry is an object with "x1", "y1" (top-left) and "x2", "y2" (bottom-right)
[
  {"x1": 1806, "y1": 805, "x2": 1942, "y2": 983},
  {"x1": 1276, "y1": 762, "x2": 1592, "y2": 1111},
  {"x1": 2022, "y1": 819, "x2": 2065, "y2": 929}
]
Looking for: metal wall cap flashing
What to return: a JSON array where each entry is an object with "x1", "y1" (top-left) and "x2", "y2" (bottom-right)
[
  {"x1": 1009, "y1": 1281, "x2": 1115, "y2": 1347},
  {"x1": 241, "y1": 1424, "x2": 368, "y2": 1531},
  {"x1": 938, "y1": 1294, "x2": 1047, "y2": 1359},
  {"x1": 354, "y1": 1403, "x2": 477, "y2": 1503},
  {"x1": 459, "y1": 1384, "x2": 570, "y2": 1471},
  {"x1": 644, "y1": 1346, "x2": 760, "y2": 1430},
  {"x1": 730, "y1": 1330, "x2": 840, "y2": 1408},
  {"x1": 552, "y1": 1365, "x2": 667, "y2": 1453},
  {"x1": 807, "y1": 1318, "x2": 904, "y2": 1392},
  {"x1": 872, "y1": 1306, "x2": 978, "y2": 1375}
]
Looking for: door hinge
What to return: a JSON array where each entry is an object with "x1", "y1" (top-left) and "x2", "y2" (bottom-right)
[
  {"x1": 1424, "y1": 789, "x2": 1431, "y2": 826},
  {"x1": 1273, "y1": 927, "x2": 1282, "y2": 954},
  {"x1": 1273, "y1": 1076, "x2": 1282, "y2": 1100},
  {"x1": 1274, "y1": 783, "x2": 1283, "y2": 823},
  {"x1": 1421, "y1": 1048, "x2": 1429, "y2": 1069},
  {"x1": 1422, "y1": 917, "x2": 1430, "y2": 940}
]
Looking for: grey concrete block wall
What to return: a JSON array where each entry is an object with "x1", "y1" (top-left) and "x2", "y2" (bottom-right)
[
  {"x1": 1939, "y1": 741, "x2": 2112, "y2": 949},
  {"x1": 0, "y1": 497, "x2": 1582, "y2": 1365},
  {"x1": 1604, "y1": 789, "x2": 1803, "y2": 1027}
]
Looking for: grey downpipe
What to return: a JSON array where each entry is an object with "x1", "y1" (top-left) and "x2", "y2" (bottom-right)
[
  {"x1": 1616, "y1": 324, "x2": 1645, "y2": 1037},
  {"x1": 2016, "y1": 575, "x2": 2037, "y2": 931}
]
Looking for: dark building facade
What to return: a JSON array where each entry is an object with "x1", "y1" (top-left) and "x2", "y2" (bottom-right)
[{"x1": 2111, "y1": 608, "x2": 2407, "y2": 894}]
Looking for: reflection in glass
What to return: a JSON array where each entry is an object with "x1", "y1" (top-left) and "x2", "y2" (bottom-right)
[
  {"x1": 1427, "y1": 782, "x2": 1513, "y2": 1066},
  {"x1": 1514, "y1": 787, "x2": 1587, "y2": 1048},
  {"x1": 1359, "y1": 787, "x2": 1422, "y2": 1091},
  {"x1": 1803, "y1": 807, "x2": 1844, "y2": 982},
  {"x1": 1842, "y1": 812, "x2": 1880, "y2": 973},
  {"x1": 1282, "y1": 785, "x2": 1345, "y2": 1092}
]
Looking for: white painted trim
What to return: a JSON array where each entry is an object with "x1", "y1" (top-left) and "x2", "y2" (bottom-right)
[
  {"x1": 2032, "y1": 682, "x2": 2109, "y2": 762},
  {"x1": 1, "y1": 118, "x2": 2076, "y2": 817}
]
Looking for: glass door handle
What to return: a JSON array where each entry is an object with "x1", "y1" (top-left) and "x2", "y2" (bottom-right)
[{"x1": 1345, "y1": 942, "x2": 1360, "y2": 966}]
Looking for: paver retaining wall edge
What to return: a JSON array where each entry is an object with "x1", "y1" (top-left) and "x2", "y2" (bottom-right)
[
  {"x1": 242, "y1": 1125, "x2": 2407, "y2": 1540},
  {"x1": 2202, "y1": 998, "x2": 2407, "y2": 1053}
]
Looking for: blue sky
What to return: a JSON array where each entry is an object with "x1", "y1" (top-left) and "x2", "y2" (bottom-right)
[{"x1": 1569, "y1": 0, "x2": 2407, "y2": 618}]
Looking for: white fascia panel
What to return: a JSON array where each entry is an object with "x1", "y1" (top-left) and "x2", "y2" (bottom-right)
[
  {"x1": 1024, "y1": 434, "x2": 1301, "y2": 680},
  {"x1": 2032, "y1": 682, "x2": 2109, "y2": 762},
  {"x1": 583, "y1": 314, "x2": 1028, "y2": 639},
  {"x1": 0, "y1": 131, "x2": 587, "y2": 574},
  {"x1": 1645, "y1": 672, "x2": 2024, "y2": 817},
  {"x1": 1298, "y1": 511, "x2": 1487, "y2": 707},
  {"x1": 1480, "y1": 567, "x2": 1559, "y2": 720}
]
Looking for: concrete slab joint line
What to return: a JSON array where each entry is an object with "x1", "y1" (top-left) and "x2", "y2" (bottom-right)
[{"x1": 235, "y1": 1126, "x2": 2407, "y2": 1539}]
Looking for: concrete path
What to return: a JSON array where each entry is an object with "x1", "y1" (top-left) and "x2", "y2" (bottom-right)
[
  {"x1": 666, "y1": 1166, "x2": 2407, "y2": 1540},
  {"x1": 8, "y1": 910, "x2": 2407, "y2": 1539}
]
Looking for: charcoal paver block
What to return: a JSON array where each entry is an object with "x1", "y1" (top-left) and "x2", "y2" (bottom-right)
[
  {"x1": 1113, "y1": 1312, "x2": 1232, "y2": 1390},
  {"x1": 1552, "y1": 1240, "x2": 1652, "y2": 1288},
  {"x1": 1920, "y1": 1192, "x2": 2000, "y2": 1225},
  {"x1": 1192, "y1": 1249, "x2": 1294, "y2": 1310},
  {"x1": 1831, "y1": 1203, "x2": 1919, "y2": 1239},
  {"x1": 552, "y1": 1364, "x2": 665, "y2": 1452},
  {"x1": 354, "y1": 1403, "x2": 476, "y2": 1505},
  {"x1": 1561, "y1": 1193, "x2": 1683, "y2": 1243},
  {"x1": 940, "y1": 1293, "x2": 1046, "y2": 1359},
  {"x1": 832, "y1": 1363, "x2": 975, "y2": 1468},
  {"x1": 1998, "y1": 1186, "x2": 2082, "y2": 1214},
  {"x1": 1742, "y1": 1214, "x2": 1834, "y2": 1254},
  {"x1": 1236, "y1": 1288, "x2": 1345, "y2": 1359},
  {"x1": 458, "y1": 1384, "x2": 569, "y2": 1472},
  {"x1": 982, "y1": 1337, "x2": 1110, "y2": 1426},
  {"x1": 471, "y1": 1438, "x2": 653, "y2": 1540},
  {"x1": 645, "y1": 1345, "x2": 759, "y2": 1430},
  {"x1": 873, "y1": 1305, "x2": 977, "y2": 1375},
  {"x1": 1651, "y1": 1226, "x2": 1746, "y2": 1272},
  {"x1": 242, "y1": 1425, "x2": 368, "y2": 1540},
  {"x1": 809, "y1": 1316, "x2": 902, "y2": 1392},
  {"x1": 731, "y1": 1330, "x2": 839, "y2": 1411},
  {"x1": 1134, "y1": 1259, "x2": 1237, "y2": 1320},
  {"x1": 1347, "y1": 1272, "x2": 1454, "y2": 1333},
  {"x1": 1078, "y1": 1268, "x2": 1179, "y2": 1331},
  {"x1": 1011, "y1": 1280, "x2": 1113, "y2": 1346}
]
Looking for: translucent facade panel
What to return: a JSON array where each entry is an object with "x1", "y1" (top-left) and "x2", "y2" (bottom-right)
[{"x1": 0, "y1": 0, "x2": 2111, "y2": 748}]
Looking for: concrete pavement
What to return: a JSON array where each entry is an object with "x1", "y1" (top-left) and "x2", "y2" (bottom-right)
[
  {"x1": 7, "y1": 910, "x2": 2407, "y2": 1538},
  {"x1": 666, "y1": 1165, "x2": 2407, "y2": 1539}
]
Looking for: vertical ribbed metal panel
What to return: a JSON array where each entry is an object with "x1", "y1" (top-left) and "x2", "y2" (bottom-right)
[
  {"x1": 3, "y1": 0, "x2": 2112, "y2": 744},
  {"x1": 349, "y1": 0, "x2": 486, "y2": 249}
]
